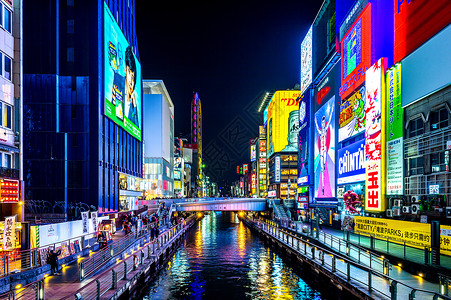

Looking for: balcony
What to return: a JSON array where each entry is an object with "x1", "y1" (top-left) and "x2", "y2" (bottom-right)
[{"x1": 0, "y1": 167, "x2": 19, "y2": 180}]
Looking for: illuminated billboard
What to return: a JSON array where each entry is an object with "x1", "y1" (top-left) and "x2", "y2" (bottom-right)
[
  {"x1": 300, "y1": 26, "x2": 312, "y2": 94},
  {"x1": 264, "y1": 91, "x2": 301, "y2": 157},
  {"x1": 395, "y1": 0, "x2": 451, "y2": 63},
  {"x1": 339, "y1": 4, "x2": 371, "y2": 100},
  {"x1": 314, "y1": 97, "x2": 335, "y2": 199},
  {"x1": 104, "y1": 3, "x2": 142, "y2": 140},
  {"x1": 338, "y1": 86, "x2": 366, "y2": 142},
  {"x1": 250, "y1": 144, "x2": 256, "y2": 162},
  {"x1": 298, "y1": 91, "x2": 310, "y2": 185},
  {"x1": 313, "y1": 64, "x2": 336, "y2": 106},
  {"x1": 364, "y1": 58, "x2": 387, "y2": 212}
]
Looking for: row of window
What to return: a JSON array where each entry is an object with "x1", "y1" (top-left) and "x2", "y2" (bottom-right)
[
  {"x1": 408, "y1": 152, "x2": 448, "y2": 176},
  {"x1": 408, "y1": 108, "x2": 449, "y2": 138}
]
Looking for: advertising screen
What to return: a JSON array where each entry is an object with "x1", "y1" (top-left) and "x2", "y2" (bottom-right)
[
  {"x1": 337, "y1": 139, "x2": 365, "y2": 184},
  {"x1": 386, "y1": 64, "x2": 403, "y2": 195},
  {"x1": 104, "y1": 3, "x2": 142, "y2": 140},
  {"x1": 338, "y1": 86, "x2": 366, "y2": 142},
  {"x1": 314, "y1": 97, "x2": 335, "y2": 199},
  {"x1": 364, "y1": 58, "x2": 387, "y2": 212},
  {"x1": 298, "y1": 92, "x2": 310, "y2": 185},
  {"x1": 300, "y1": 26, "x2": 313, "y2": 94},
  {"x1": 264, "y1": 91, "x2": 301, "y2": 157},
  {"x1": 394, "y1": 0, "x2": 451, "y2": 63},
  {"x1": 339, "y1": 4, "x2": 371, "y2": 100}
]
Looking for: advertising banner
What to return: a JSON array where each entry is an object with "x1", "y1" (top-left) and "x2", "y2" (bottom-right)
[
  {"x1": 300, "y1": 26, "x2": 313, "y2": 94},
  {"x1": 250, "y1": 144, "x2": 256, "y2": 162},
  {"x1": 354, "y1": 217, "x2": 451, "y2": 256},
  {"x1": 81, "y1": 211, "x2": 89, "y2": 234},
  {"x1": 337, "y1": 138, "x2": 365, "y2": 184},
  {"x1": 394, "y1": 0, "x2": 451, "y2": 63},
  {"x1": 275, "y1": 156, "x2": 281, "y2": 183},
  {"x1": 364, "y1": 58, "x2": 387, "y2": 212},
  {"x1": 264, "y1": 91, "x2": 301, "y2": 157},
  {"x1": 386, "y1": 64, "x2": 403, "y2": 195},
  {"x1": 298, "y1": 91, "x2": 310, "y2": 185},
  {"x1": 3, "y1": 216, "x2": 15, "y2": 251},
  {"x1": 314, "y1": 97, "x2": 335, "y2": 199},
  {"x1": 338, "y1": 86, "x2": 366, "y2": 142},
  {"x1": 104, "y1": 3, "x2": 142, "y2": 141},
  {"x1": 91, "y1": 212, "x2": 98, "y2": 233},
  {"x1": 339, "y1": 4, "x2": 372, "y2": 100}
]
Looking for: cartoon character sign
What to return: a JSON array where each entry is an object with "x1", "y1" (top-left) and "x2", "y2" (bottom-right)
[
  {"x1": 314, "y1": 97, "x2": 336, "y2": 199},
  {"x1": 343, "y1": 190, "x2": 362, "y2": 214}
]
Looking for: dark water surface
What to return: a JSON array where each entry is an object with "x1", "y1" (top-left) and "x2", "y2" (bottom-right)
[{"x1": 142, "y1": 212, "x2": 322, "y2": 300}]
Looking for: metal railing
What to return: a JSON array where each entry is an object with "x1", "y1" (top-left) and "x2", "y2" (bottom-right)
[
  {"x1": 0, "y1": 231, "x2": 98, "y2": 278},
  {"x1": 0, "y1": 278, "x2": 45, "y2": 300},
  {"x1": 252, "y1": 218, "x2": 450, "y2": 300}
]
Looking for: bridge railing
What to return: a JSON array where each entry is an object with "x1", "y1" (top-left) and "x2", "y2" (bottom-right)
[{"x1": 250, "y1": 218, "x2": 451, "y2": 300}]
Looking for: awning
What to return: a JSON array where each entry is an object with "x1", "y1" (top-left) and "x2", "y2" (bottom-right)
[{"x1": 0, "y1": 144, "x2": 19, "y2": 153}]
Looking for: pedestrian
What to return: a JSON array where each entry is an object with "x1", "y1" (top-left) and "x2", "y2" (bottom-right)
[
  {"x1": 155, "y1": 227, "x2": 160, "y2": 238},
  {"x1": 150, "y1": 226, "x2": 155, "y2": 240},
  {"x1": 48, "y1": 249, "x2": 61, "y2": 275},
  {"x1": 319, "y1": 218, "x2": 323, "y2": 231}
]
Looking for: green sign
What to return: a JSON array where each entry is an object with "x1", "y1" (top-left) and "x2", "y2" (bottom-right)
[{"x1": 386, "y1": 64, "x2": 402, "y2": 141}]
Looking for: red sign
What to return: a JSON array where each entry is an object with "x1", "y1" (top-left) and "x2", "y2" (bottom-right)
[
  {"x1": 340, "y1": 4, "x2": 372, "y2": 100},
  {"x1": 316, "y1": 86, "x2": 330, "y2": 105},
  {"x1": 259, "y1": 141, "x2": 266, "y2": 147},
  {"x1": 395, "y1": 0, "x2": 451, "y2": 63},
  {"x1": 1, "y1": 179, "x2": 19, "y2": 202}
]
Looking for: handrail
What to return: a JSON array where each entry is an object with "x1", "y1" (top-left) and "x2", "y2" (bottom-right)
[{"x1": 250, "y1": 217, "x2": 450, "y2": 300}]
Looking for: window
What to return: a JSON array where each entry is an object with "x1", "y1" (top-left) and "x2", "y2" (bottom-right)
[
  {"x1": 408, "y1": 118, "x2": 424, "y2": 138},
  {"x1": 3, "y1": 7, "x2": 11, "y2": 33},
  {"x1": 67, "y1": 48, "x2": 74, "y2": 62},
  {"x1": 409, "y1": 156, "x2": 423, "y2": 176},
  {"x1": 3, "y1": 153, "x2": 11, "y2": 168},
  {"x1": 4, "y1": 55, "x2": 11, "y2": 80},
  {"x1": 3, "y1": 103, "x2": 11, "y2": 129},
  {"x1": 431, "y1": 152, "x2": 446, "y2": 173},
  {"x1": 430, "y1": 108, "x2": 448, "y2": 131}
]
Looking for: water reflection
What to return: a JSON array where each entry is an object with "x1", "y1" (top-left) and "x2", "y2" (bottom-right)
[{"x1": 143, "y1": 212, "x2": 322, "y2": 299}]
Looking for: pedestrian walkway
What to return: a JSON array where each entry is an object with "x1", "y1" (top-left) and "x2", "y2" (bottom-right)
[{"x1": 252, "y1": 218, "x2": 450, "y2": 300}]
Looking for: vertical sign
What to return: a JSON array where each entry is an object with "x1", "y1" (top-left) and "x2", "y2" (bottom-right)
[
  {"x1": 298, "y1": 91, "x2": 310, "y2": 185},
  {"x1": 386, "y1": 64, "x2": 403, "y2": 195},
  {"x1": 365, "y1": 58, "x2": 387, "y2": 212},
  {"x1": 275, "y1": 156, "x2": 281, "y2": 183},
  {"x1": 81, "y1": 211, "x2": 89, "y2": 234},
  {"x1": 3, "y1": 216, "x2": 15, "y2": 251},
  {"x1": 91, "y1": 211, "x2": 98, "y2": 233},
  {"x1": 301, "y1": 26, "x2": 313, "y2": 94}
]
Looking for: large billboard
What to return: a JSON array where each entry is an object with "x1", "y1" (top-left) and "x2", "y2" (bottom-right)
[
  {"x1": 394, "y1": 0, "x2": 451, "y2": 63},
  {"x1": 264, "y1": 91, "x2": 301, "y2": 157},
  {"x1": 314, "y1": 97, "x2": 335, "y2": 199},
  {"x1": 386, "y1": 64, "x2": 403, "y2": 195},
  {"x1": 338, "y1": 86, "x2": 366, "y2": 142},
  {"x1": 300, "y1": 26, "x2": 313, "y2": 94},
  {"x1": 364, "y1": 58, "x2": 387, "y2": 212},
  {"x1": 298, "y1": 91, "x2": 310, "y2": 185},
  {"x1": 339, "y1": 4, "x2": 371, "y2": 100},
  {"x1": 104, "y1": 3, "x2": 142, "y2": 141}
]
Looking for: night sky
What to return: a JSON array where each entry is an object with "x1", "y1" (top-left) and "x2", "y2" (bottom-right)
[{"x1": 136, "y1": 1, "x2": 322, "y2": 184}]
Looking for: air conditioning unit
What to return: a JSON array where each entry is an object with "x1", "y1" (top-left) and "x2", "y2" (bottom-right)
[
  {"x1": 411, "y1": 204, "x2": 420, "y2": 214},
  {"x1": 393, "y1": 208, "x2": 401, "y2": 217},
  {"x1": 393, "y1": 199, "x2": 402, "y2": 207},
  {"x1": 386, "y1": 209, "x2": 393, "y2": 217},
  {"x1": 434, "y1": 207, "x2": 444, "y2": 213},
  {"x1": 410, "y1": 195, "x2": 420, "y2": 203},
  {"x1": 446, "y1": 207, "x2": 451, "y2": 219},
  {"x1": 402, "y1": 206, "x2": 411, "y2": 214}
]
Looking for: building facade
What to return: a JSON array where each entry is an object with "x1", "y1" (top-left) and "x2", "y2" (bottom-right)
[{"x1": 23, "y1": 0, "x2": 143, "y2": 220}]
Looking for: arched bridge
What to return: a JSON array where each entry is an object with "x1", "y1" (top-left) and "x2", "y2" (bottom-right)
[{"x1": 160, "y1": 198, "x2": 267, "y2": 212}]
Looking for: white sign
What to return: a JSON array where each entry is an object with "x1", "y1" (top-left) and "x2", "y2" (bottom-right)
[
  {"x1": 386, "y1": 137, "x2": 404, "y2": 195},
  {"x1": 81, "y1": 211, "x2": 89, "y2": 234},
  {"x1": 275, "y1": 156, "x2": 281, "y2": 183},
  {"x1": 300, "y1": 26, "x2": 313, "y2": 94},
  {"x1": 429, "y1": 184, "x2": 440, "y2": 195},
  {"x1": 268, "y1": 190, "x2": 277, "y2": 197},
  {"x1": 3, "y1": 216, "x2": 15, "y2": 251},
  {"x1": 91, "y1": 211, "x2": 98, "y2": 233}
]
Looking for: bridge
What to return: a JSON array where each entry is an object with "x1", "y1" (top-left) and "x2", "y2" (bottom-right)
[{"x1": 159, "y1": 198, "x2": 267, "y2": 212}]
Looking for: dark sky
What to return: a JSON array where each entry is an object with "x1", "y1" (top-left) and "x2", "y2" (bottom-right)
[{"x1": 135, "y1": 1, "x2": 322, "y2": 184}]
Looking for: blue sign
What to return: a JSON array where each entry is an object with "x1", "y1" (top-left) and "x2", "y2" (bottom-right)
[
  {"x1": 337, "y1": 138, "x2": 365, "y2": 184},
  {"x1": 298, "y1": 91, "x2": 310, "y2": 185}
]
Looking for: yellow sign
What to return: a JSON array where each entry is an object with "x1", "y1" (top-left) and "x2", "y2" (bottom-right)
[
  {"x1": 354, "y1": 217, "x2": 451, "y2": 256},
  {"x1": 264, "y1": 91, "x2": 301, "y2": 156}
]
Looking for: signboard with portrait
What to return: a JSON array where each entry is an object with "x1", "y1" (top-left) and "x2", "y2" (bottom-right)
[
  {"x1": 314, "y1": 97, "x2": 336, "y2": 199},
  {"x1": 104, "y1": 3, "x2": 142, "y2": 141},
  {"x1": 338, "y1": 87, "x2": 366, "y2": 142}
]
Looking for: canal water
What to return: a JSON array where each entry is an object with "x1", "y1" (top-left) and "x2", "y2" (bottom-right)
[{"x1": 142, "y1": 212, "x2": 323, "y2": 300}]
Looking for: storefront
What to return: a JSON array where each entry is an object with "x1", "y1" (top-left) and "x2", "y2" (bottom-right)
[{"x1": 119, "y1": 173, "x2": 143, "y2": 211}]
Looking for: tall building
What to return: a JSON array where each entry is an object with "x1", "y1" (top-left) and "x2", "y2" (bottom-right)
[
  {"x1": 23, "y1": 1, "x2": 143, "y2": 221},
  {"x1": 0, "y1": 0, "x2": 23, "y2": 222},
  {"x1": 142, "y1": 80, "x2": 174, "y2": 199},
  {"x1": 191, "y1": 92, "x2": 203, "y2": 196}
]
